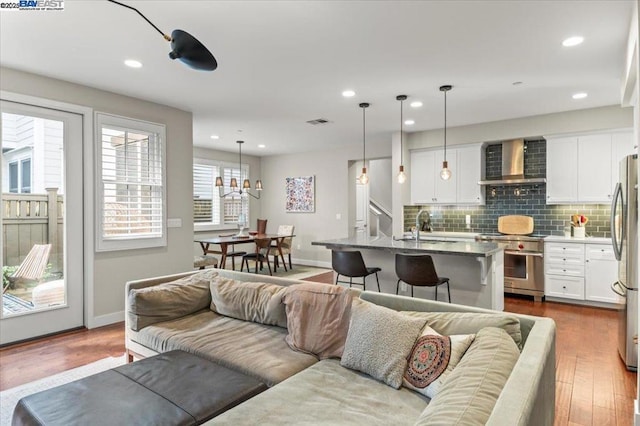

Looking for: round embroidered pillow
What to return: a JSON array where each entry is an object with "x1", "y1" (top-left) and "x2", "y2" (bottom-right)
[{"x1": 405, "y1": 334, "x2": 451, "y2": 388}]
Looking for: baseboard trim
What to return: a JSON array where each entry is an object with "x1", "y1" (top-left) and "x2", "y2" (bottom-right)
[
  {"x1": 291, "y1": 258, "x2": 332, "y2": 269},
  {"x1": 88, "y1": 310, "x2": 124, "y2": 329}
]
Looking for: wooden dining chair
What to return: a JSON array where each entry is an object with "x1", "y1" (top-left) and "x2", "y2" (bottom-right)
[
  {"x1": 215, "y1": 234, "x2": 247, "y2": 271},
  {"x1": 272, "y1": 225, "x2": 294, "y2": 272},
  {"x1": 241, "y1": 238, "x2": 272, "y2": 275},
  {"x1": 257, "y1": 219, "x2": 268, "y2": 234}
]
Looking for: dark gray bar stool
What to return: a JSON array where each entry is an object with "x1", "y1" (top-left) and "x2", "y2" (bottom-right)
[
  {"x1": 331, "y1": 250, "x2": 381, "y2": 291},
  {"x1": 395, "y1": 253, "x2": 451, "y2": 302}
]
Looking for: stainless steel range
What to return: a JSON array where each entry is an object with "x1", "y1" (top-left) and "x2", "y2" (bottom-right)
[{"x1": 475, "y1": 233, "x2": 545, "y2": 302}]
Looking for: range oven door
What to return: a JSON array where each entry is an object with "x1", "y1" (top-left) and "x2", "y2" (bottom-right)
[{"x1": 504, "y1": 250, "x2": 544, "y2": 292}]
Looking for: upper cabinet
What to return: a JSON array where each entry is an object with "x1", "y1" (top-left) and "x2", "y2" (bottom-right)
[
  {"x1": 546, "y1": 130, "x2": 635, "y2": 205},
  {"x1": 410, "y1": 144, "x2": 483, "y2": 205}
]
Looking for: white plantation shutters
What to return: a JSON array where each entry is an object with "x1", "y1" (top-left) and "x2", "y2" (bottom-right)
[
  {"x1": 96, "y1": 113, "x2": 166, "y2": 251},
  {"x1": 193, "y1": 161, "x2": 249, "y2": 228}
]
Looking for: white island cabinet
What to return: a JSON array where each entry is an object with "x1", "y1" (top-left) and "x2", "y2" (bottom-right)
[{"x1": 544, "y1": 237, "x2": 620, "y2": 306}]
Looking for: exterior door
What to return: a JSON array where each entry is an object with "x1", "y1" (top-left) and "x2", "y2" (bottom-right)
[{"x1": 1, "y1": 100, "x2": 84, "y2": 344}]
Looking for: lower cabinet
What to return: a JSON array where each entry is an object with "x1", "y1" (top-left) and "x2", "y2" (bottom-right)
[{"x1": 544, "y1": 241, "x2": 619, "y2": 305}]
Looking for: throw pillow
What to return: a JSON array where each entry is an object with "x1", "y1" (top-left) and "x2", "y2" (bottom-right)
[
  {"x1": 401, "y1": 311, "x2": 523, "y2": 350},
  {"x1": 210, "y1": 277, "x2": 287, "y2": 328},
  {"x1": 403, "y1": 326, "x2": 475, "y2": 399},
  {"x1": 282, "y1": 283, "x2": 353, "y2": 359},
  {"x1": 128, "y1": 270, "x2": 218, "y2": 331},
  {"x1": 341, "y1": 300, "x2": 426, "y2": 389},
  {"x1": 414, "y1": 327, "x2": 520, "y2": 425}
]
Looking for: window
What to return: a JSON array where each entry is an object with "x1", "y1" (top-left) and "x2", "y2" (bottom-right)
[
  {"x1": 193, "y1": 159, "x2": 249, "y2": 230},
  {"x1": 8, "y1": 161, "x2": 18, "y2": 193},
  {"x1": 95, "y1": 113, "x2": 166, "y2": 251},
  {"x1": 20, "y1": 158, "x2": 31, "y2": 193}
]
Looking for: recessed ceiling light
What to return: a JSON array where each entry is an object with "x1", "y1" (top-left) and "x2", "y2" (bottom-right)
[
  {"x1": 572, "y1": 92, "x2": 588, "y2": 100},
  {"x1": 210, "y1": 135, "x2": 219, "y2": 140},
  {"x1": 404, "y1": 119, "x2": 415, "y2": 126},
  {"x1": 562, "y1": 36, "x2": 584, "y2": 47},
  {"x1": 124, "y1": 59, "x2": 142, "y2": 68},
  {"x1": 258, "y1": 144, "x2": 266, "y2": 148},
  {"x1": 342, "y1": 90, "x2": 356, "y2": 98},
  {"x1": 410, "y1": 101, "x2": 423, "y2": 108}
]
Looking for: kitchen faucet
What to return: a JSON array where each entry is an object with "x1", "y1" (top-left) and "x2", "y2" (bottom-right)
[{"x1": 415, "y1": 209, "x2": 431, "y2": 241}]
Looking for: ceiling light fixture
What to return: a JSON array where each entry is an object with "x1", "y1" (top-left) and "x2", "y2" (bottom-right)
[
  {"x1": 342, "y1": 90, "x2": 356, "y2": 98},
  {"x1": 215, "y1": 141, "x2": 263, "y2": 199},
  {"x1": 210, "y1": 135, "x2": 220, "y2": 140},
  {"x1": 258, "y1": 144, "x2": 266, "y2": 148},
  {"x1": 572, "y1": 92, "x2": 588, "y2": 99},
  {"x1": 440, "y1": 85, "x2": 453, "y2": 181},
  {"x1": 107, "y1": 0, "x2": 218, "y2": 71},
  {"x1": 397, "y1": 95, "x2": 407, "y2": 184},
  {"x1": 410, "y1": 101, "x2": 423, "y2": 108},
  {"x1": 358, "y1": 102, "x2": 370, "y2": 185},
  {"x1": 404, "y1": 119, "x2": 415, "y2": 126},
  {"x1": 562, "y1": 36, "x2": 584, "y2": 47},
  {"x1": 124, "y1": 59, "x2": 142, "y2": 68}
]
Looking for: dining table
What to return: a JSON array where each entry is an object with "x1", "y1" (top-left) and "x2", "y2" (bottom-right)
[{"x1": 195, "y1": 233, "x2": 295, "y2": 271}]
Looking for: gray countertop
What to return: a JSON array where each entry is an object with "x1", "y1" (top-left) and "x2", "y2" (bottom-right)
[{"x1": 312, "y1": 235, "x2": 503, "y2": 257}]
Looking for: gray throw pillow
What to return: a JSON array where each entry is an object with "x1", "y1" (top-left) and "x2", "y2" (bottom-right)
[{"x1": 341, "y1": 300, "x2": 426, "y2": 389}]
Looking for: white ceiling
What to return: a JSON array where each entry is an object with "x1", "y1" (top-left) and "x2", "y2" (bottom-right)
[{"x1": 0, "y1": 1, "x2": 634, "y2": 156}]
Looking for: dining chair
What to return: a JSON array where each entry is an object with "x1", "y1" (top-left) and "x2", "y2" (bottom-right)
[
  {"x1": 257, "y1": 219, "x2": 268, "y2": 234},
  {"x1": 241, "y1": 238, "x2": 273, "y2": 275},
  {"x1": 216, "y1": 234, "x2": 247, "y2": 271},
  {"x1": 272, "y1": 225, "x2": 294, "y2": 272},
  {"x1": 331, "y1": 250, "x2": 380, "y2": 291},
  {"x1": 395, "y1": 253, "x2": 451, "y2": 302}
]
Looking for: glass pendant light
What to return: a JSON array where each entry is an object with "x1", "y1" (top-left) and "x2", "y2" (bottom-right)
[
  {"x1": 440, "y1": 85, "x2": 452, "y2": 181},
  {"x1": 396, "y1": 95, "x2": 407, "y2": 184},
  {"x1": 359, "y1": 102, "x2": 370, "y2": 185}
]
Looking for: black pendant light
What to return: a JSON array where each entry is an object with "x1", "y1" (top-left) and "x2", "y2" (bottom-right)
[
  {"x1": 440, "y1": 85, "x2": 452, "y2": 181},
  {"x1": 396, "y1": 95, "x2": 407, "y2": 184},
  {"x1": 216, "y1": 141, "x2": 263, "y2": 199},
  {"x1": 358, "y1": 103, "x2": 370, "y2": 185},
  {"x1": 107, "y1": 0, "x2": 218, "y2": 71}
]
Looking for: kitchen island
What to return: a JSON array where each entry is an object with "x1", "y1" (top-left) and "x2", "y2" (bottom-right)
[{"x1": 312, "y1": 235, "x2": 505, "y2": 310}]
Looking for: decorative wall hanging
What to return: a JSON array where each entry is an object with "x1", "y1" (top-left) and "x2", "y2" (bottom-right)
[{"x1": 285, "y1": 176, "x2": 315, "y2": 213}]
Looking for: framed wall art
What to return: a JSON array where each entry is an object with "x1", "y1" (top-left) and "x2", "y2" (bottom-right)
[{"x1": 285, "y1": 176, "x2": 315, "y2": 213}]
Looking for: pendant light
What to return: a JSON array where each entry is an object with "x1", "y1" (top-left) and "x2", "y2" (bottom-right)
[
  {"x1": 439, "y1": 85, "x2": 453, "y2": 181},
  {"x1": 396, "y1": 95, "x2": 407, "y2": 184},
  {"x1": 215, "y1": 141, "x2": 263, "y2": 199},
  {"x1": 358, "y1": 102, "x2": 370, "y2": 185},
  {"x1": 107, "y1": 0, "x2": 218, "y2": 71}
]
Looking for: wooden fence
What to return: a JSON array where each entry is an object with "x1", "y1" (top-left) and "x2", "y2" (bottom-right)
[{"x1": 2, "y1": 188, "x2": 63, "y2": 273}]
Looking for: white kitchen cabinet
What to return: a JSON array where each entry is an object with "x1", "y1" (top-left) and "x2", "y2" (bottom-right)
[
  {"x1": 585, "y1": 244, "x2": 620, "y2": 303},
  {"x1": 546, "y1": 137, "x2": 578, "y2": 203},
  {"x1": 577, "y1": 134, "x2": 612, "y2": 203},
  {"x1": 611, "y1": 130, "x2": 636, "y2": 188},
  {"x1": 456, "y1": 145, "x2": 484, "y2": 204},
  {"x1": 545, "y1": 275, "x2": 585, "y2": 300},
  {"x1": 410, "y1": 145, "x2": 481, "y2": 205}
]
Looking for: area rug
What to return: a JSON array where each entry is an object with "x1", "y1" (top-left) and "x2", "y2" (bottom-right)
[{"x1": 0, "y1": 355, "x2": 125, "y2": 426}]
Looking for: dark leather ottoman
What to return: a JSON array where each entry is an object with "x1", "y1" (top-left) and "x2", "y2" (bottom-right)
[{"x1": 12, "y1": 350, "x2": 267, "y2": 426}]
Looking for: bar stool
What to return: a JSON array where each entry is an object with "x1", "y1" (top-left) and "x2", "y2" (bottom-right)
[
  {"x1": 331, "y1": 250, "x2": 381, "y2": 291},
  {"x1": 395, "y1": 254, "x2": 451, "y2": 302}
]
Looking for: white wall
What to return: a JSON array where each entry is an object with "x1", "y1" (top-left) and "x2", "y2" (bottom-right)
[
  {"x1": 260, "y1": 141, "x2": 390, "y2": 267},
  {"x1": 1, "y1": 67, "x2": 194, "y2": 323},
  {"x1": 368, "y1": 157, "x2": 392, "y2": 212}
]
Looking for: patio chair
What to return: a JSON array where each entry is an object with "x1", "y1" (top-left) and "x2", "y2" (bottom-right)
[{"x1": 3, "y1": 244, "x2": 52, "y2": 294}]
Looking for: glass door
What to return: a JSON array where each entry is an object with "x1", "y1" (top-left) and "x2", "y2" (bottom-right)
[{"x1": 0, "y1": 100, "x2": 84, "y2": 344}]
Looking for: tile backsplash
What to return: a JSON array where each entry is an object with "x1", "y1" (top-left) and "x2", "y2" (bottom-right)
[{"x1": 404, "y1": 139, "x2": 611, "y2": 238}]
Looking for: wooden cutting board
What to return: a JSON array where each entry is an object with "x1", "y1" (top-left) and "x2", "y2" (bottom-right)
[{"x1": 498, "y1": 215, "x2": 534, "y2": 235}]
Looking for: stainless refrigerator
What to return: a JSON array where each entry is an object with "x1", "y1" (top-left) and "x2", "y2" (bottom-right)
[{"x1": 611, "y1": 154, "x2": 638, "y2": 371}]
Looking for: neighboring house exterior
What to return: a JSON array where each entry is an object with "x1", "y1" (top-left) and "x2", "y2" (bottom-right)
[{"x1": 2, "y1": 113, "x2": 64, "y2": 195}]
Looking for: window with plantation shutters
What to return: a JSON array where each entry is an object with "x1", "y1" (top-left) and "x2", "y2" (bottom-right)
[
  {"x1": 193, "y1": 159, "x2": 250, "y2": 229},
  {"x1": 96, "y1": 113, "x2": 166, "y2": 251}
]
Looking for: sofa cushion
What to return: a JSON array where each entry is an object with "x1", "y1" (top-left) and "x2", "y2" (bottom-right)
[
  {"x1": 282, "y1": 283, "x2": 353, "y2": 359},
  {"x1": 134, "y1": 310, "x2": 318, "y2": 387},
  {"x1": 207, "y1": 359, "x2": 429, "y2": 425},
  {"x1": 403, "y1": 326, "x2": 474, "y2": 399},
  {"x1": 341, "y1": 300, "x2": 426, "y2": 389},
  {"x1": 127, "y1": 270, "x2": 217, "y2": 331},
  {"x1": 414, "y1": 327, "x2": 520, "y2": 425},
  {"x1": 210, "y1": 277, "x2": 287, "y2": 328},
  {"x1": 401, "y1": 311, "x2": 523, "y2": 349}
]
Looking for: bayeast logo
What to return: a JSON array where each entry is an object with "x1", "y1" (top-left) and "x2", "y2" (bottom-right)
[{"x1": 0, "y1": 0, "x2": 64, "y2": 11}]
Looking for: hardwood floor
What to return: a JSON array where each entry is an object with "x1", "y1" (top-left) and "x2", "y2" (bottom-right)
[{"x1": 0, "y1": 272, "x2": 636, "y2": 426}]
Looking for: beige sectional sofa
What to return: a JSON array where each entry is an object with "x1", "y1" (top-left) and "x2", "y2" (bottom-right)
[{"x1": 125, "y1": 269, "x2": 556, "y2": 425}]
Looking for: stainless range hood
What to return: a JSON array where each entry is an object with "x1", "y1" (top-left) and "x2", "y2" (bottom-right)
[{"x1": 478, "y1": 139, "x2": 546, "y2": 186}]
